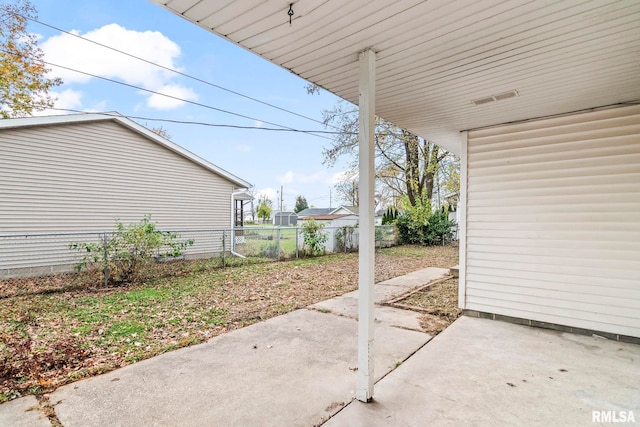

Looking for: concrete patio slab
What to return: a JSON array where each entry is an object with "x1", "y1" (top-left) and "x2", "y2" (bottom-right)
[
  {"x1": 309, "y1": 266, "x2": 448, "y2": 331},
  {"x1": 310, "y1": 294, "x2": 424, "y2": 331},
  {"x1": 0, "y1": 395, "x2": 49, "y2": 427},
  {"x1": 342, "y1": 284, "x2": 408, "y2": 304},
  {"x1": 321, "y1": 268, "x2": 449, "y2": 307},
  {"x1": 51, "y1": 308, "x2": 430, "y2": 427},
  {"x1": 377, "y1": 267, "x2": 449, "y2": 289},
  {"x1": 326, "y1": 316, "x2": 640, "y2": 427}
]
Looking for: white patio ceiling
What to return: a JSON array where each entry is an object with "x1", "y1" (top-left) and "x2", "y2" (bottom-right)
[{"x1": 151, "y1": 0, "x2": 640, "y2": 155}]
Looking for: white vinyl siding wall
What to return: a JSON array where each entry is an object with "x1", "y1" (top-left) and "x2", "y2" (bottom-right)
[
  {"x1": 464, "y1": 105, "x2": 640, "y2": 338},
  {"x1": 0, "y1": 120, "x2": 236, "y2": 233}
]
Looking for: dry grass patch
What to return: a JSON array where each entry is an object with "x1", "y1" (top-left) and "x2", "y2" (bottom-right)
[{"x1": 392, "y1": 278, "x2": 462, "y2": 336}]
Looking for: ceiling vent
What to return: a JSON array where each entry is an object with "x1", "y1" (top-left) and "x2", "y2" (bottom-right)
[{"x1": 472, "y1": 90, "x2": 519, "y2": 106}]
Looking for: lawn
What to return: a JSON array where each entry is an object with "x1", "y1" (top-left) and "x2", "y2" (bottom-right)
[
  {"x1": 0, "y1": 244, "x2": 458, "y2": 403},
  {"x1": 235, "y1": 226, "x2": 298, "y2": 258}
]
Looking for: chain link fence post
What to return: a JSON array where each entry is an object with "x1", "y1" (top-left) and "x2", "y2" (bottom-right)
[
  {"x1": 102, "y1": 232, "x2": 109, "y2": 287},
  {"x1": 295, "y1": 226, "x2": 299, "y2": 259},
  {"x1": 276, "y1": 227, "x2": 281, "y2": 260},
  {"x1": 222, "y1": 230, "x2": 226, "y2": 268}
]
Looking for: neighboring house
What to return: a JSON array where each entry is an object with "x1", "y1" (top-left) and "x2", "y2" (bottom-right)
[
  {"x1": 298, "y1": 213, "x2": 358, "y2": 228},
  {"x1": 296, "y1": 207, "x2": 333, "y2": 218},
  {"x1": 298, "y1": 206, "x2": 357, "y2": 218},
  {"x1": 0, "y1": 112, "x2": 251, "y2": 275},
  {"x1": 374, "y1": 209, "x2": 385, "y2": 226},
  {"x1": 331, "y1": 205, "x2": 392, "y2": 226},
  {"x1": 272, "y1": 211, "x2": 298, "y2": 226},
  {"x1": 330, "y1": 205, "x2": 358, "y2": 216}
]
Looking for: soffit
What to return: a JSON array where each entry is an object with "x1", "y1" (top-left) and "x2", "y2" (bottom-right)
[{"x1": 151, "y1": 0, "x2": 640, "y2": 155}]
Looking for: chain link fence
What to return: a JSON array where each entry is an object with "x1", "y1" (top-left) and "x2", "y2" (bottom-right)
[{"x1": 0, "y1": 225, "x2": 398, "y2": 295}]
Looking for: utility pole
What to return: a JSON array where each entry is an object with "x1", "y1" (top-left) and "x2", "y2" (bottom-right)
[
  {"x1": 329, "y1": 187, "x2": 332, "y2": 208},
  {"x1": 280, "y1": 185, "x2": 284, "y2": 212}
]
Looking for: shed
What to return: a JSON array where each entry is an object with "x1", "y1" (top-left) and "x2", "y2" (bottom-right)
[
  {"x1": 151, "y1": 0, "x2": 640, "y2": 401},
  {"x1": 273, "y1": 211, "x2": 298, "y2": 226}
]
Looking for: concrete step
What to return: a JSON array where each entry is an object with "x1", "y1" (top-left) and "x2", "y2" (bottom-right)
[{"x1": 449, "y1": 265, "x2": 459, "y2": 278}]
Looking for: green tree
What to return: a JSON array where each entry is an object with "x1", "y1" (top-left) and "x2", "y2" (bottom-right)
[
  {"x1": 0, "y1": 0, "x2": 62, "y2": 118},
  {"x1": 294, "y1": 195, "x2": 309, "y2": 213},
  {"x1": 257, "y1": 195, "x2": 273, "y2": 223},
  {"x1": 381, "y1": 206, "x2": 398, "y2": 225}
]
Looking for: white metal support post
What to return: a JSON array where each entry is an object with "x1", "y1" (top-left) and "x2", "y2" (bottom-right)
[
  {"x1": 356, "y1": 48, "x2": 376, "y2": 402},
  {"x1": 457, "y1": 131, "x2": 468, "y2": 310}
]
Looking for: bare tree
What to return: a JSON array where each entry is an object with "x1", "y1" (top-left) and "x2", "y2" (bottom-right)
[
  {"x1": 150, "y1": 125, "x2": 172, "y2": 140},
  {"x1": 334, "y1": 174, "x2": 358, "y2": 206},
  {"x1": 322, "y1": 100, "x2": 450, "y2": 207}
]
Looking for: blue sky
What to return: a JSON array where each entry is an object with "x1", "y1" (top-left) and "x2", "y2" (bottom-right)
[{"x1": 29, "y1": 0, "x2": 350, "y2": 211}]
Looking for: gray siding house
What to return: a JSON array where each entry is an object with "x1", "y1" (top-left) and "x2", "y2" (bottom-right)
[{"x1": 0, "y1": 113, "x2": 251, "y2": 274}]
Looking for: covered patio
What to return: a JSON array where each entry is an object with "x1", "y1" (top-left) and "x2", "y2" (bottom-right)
[
  {"x1": 327, "y1": 315, "x2": 639, "y2": 426},
  {"x1": 149, "y1": 0, "x2": 640, "y2": 418}
]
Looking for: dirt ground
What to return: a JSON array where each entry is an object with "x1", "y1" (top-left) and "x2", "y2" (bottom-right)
[
  {"x1": 390, "y1": 277, "x2": 462, "y2": 335},
  {"x1": 1, "y1": 245, "x2": 459, "y2": 402}
]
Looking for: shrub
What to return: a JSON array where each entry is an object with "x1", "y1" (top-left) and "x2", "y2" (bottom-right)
[
  {"x1": 395, "y1": 199, "x2": 431, "y2": 244},
  {"x1": 396, "y1": 201, "x2": 455, "y2": 246},
  {"x1": 422, "y1": 207, "x2": 456, "y2": 245},
  {"x1": 70, "y1": 215, "x2": 194, "y2": 285},
  {"x1": 300, "y1": 219, "x2": 328, "y2": 256},
  {"x1": 260, "y1": 241, "x2": 279, "y2": 258}
]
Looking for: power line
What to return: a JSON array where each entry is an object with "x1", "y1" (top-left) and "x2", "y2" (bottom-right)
[
  {"x1": 6, "y1": 104, "x2": 356, "y2": 135},
  {"x1": 2, "y1": 5, "x2": 339, "y2": 130},
  {"x1": 0, "y1": 47, "x2": 335, "y2": 141}
]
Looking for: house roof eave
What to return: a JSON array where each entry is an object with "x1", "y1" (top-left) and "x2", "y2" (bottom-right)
[{"x1": 0, "y1": 112, "x2": 252, "y2": 189}]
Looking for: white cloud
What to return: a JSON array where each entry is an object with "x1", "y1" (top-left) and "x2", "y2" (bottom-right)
[
  {"x1": 54, "y1": 88, "x2": 83, "y2": 110},
  {"x1": 31, "y1": 88, "x2": 83, "y2": 116},
  {"x1": 256, "y1": 187, "x2": 277, "y2": 202},
  {"x1": 254, "y1": 120, "x2": 263, "y2": 128},
  {"x1": 236, "y1": 144, "x2": 252, "y2": 153},
  {"x1": 279, "y1": 171, "x2": 295, "y2": 184},
  {"x1": 41, "y1": 24, "x2": 196, "y2": 110},
  {"x1": 328, "y1": 170, "x2": 357, "y2": 185},
  {"x1": 146, "y1": 84, "x2": 198, "y2": 110},
  {"x1": 278, "y1": 170, "x2": 326, "y2": 185},
  {"x1": 84, "y1": 100, "x2": 108, "y2": 113}
]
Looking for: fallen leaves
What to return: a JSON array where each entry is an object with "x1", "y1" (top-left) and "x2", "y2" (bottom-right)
[{"x1": 394, "y1": 278, "x2": 462, "y2": 335}]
